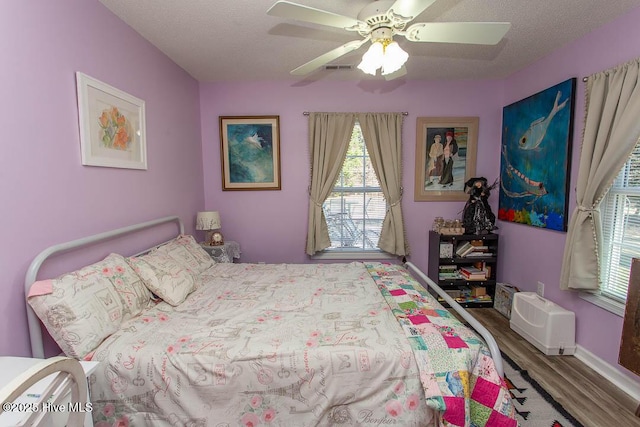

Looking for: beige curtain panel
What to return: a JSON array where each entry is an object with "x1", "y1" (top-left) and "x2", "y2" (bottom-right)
[
  {"x1": 358, "y1": 113, "x2": 409, "y2": 256},
  {"x1": 305, "y1": 113, "x2": 356, "y2": 255},
  {"x1": 560, "y1": 58, "x2": 640, "y2": 290}
]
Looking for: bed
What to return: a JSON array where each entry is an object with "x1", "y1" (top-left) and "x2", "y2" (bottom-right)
[{"x1": 24, "y1": 216, "x2": 517, "y2": 427}]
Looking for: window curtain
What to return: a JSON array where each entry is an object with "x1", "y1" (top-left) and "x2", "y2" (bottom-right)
[
  {"x1": 358, "y1": 113, "x2": 409, "y2": 256},
  {"x1": 560, "y1": 58, "x2": 640, "y2": 290},
  {"x1": 306, "y1": 113, "x2": 356, "y2": 255}
]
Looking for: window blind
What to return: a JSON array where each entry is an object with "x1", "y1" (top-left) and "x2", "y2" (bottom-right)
[{"x1": 600, "y1": 141, "x2": 640, "y2": 302}]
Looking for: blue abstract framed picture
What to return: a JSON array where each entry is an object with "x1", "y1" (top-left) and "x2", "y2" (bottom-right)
[
  {"x1": 498, "y1": 78, "x2": 576, "y2": 231},
  {"x1": 219, "y1": 116, "x2": 281, "y2": 190}
]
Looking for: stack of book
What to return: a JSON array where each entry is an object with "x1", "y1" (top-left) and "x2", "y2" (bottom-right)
[
  {"x1": 459, "y1": 266, "x2": 488, "y2": 280},
  {"x1": 455, "y1": 241, "x2": 494, "y2": 257},
  {"x1": 455, "y1": 242, "x2": 475, "y2": 257},
  {"x1": 438, "y1": 265, "x2": 459, "y2": 280}
]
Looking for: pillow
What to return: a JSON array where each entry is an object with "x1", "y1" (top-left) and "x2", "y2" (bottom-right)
[
  {"x1": 127, "y1": 250, "x2": 197, "y2": 306},
  {"x1": 154, "y1": 235, "x2": 214, "y2": 274},
  {"x1": 27, "y1": 253, "x2": 152, "y2": 359}
]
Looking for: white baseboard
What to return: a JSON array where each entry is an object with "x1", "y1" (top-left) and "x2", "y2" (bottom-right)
[{"x1": 574, "y1": 344, "x2": 640, "y2": 402}]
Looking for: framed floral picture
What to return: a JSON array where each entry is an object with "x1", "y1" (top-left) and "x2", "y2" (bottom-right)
[
  {"x1": 414, "y1": 117, "x2": 478, "y2": 201},
  {"x1": 219, "y1": 116, "x2": 281, "y2": 191},
  {"x1": 76, "y1": 72, "x2": 147, "y2": 170}
]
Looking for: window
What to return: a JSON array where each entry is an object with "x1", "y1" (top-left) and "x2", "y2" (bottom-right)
[
  {"x1": 323, "y1": 122, "x2": 386, "y2": 252},
  {"x1": 599, "y1": 141, "x2": 640, "y2": 304}
]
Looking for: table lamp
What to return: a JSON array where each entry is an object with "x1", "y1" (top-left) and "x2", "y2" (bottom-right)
[{"x1": 196, "y1": 211, "x2": 223, "y2": 246}]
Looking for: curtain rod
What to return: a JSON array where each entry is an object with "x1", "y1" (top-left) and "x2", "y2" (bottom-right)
[{"x1": 303, "y1": 111, "x2": 408, "y2": 116}]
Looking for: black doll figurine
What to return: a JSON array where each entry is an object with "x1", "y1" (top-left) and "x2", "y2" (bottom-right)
[{"x1": 462, "y1": 177, "x2": 498, "y2": 235}]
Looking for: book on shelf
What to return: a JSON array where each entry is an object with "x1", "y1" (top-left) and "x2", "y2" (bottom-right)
[
  {"x1": 459, "y1": 266, "x2": 487, "y2": 280},
  {"x1": 437, "y1": 294, "x2": 493, "y2": 304},
  {"x1": 438, "y1": 264, "x2": 459, "y2": 280},
  {"x1": 465, "y1": 251, "x2": 494, "y2": 257},
  {"x1": 455, "y1": 295, "x2": 492, "y2": 303},
  {"x1": 455, "y1": 242, "x2": 475, "y2": 257}
]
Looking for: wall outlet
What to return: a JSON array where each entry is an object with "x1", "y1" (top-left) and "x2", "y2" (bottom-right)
[{"x1": 537, "y1": 281, "x2": 545, "y2": 297}]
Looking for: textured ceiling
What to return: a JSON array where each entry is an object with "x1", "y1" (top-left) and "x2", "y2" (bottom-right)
[{"x1": 98, "y1": 0, "x2": 640, "y2": 82}]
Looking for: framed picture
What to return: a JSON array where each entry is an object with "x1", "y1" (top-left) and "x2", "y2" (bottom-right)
[
  {"x1": 414, "y1": 117, "x2": 478, "y2": 201},
  {"x1": 219, "y1": 116, "x2": 281, "y2": 191},
  {"x1": 76, "y1": 72, "x2": 147, "y2": 170},
  {"x1": 498, "y1": 78, "x2": 576, "y2": 231}
]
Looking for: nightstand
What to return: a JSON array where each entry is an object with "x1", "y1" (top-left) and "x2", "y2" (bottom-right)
[
  {"x1": 200, "y1": 241, "x2": 240, "y2": 263},
  {"x1": 0, "y1": 357, "x2": 99, "y2": 427}
]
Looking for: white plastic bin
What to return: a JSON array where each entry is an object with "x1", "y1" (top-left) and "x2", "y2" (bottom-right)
[{"x1": 510, "y1": 292, "x2": 576, "y2": 355}]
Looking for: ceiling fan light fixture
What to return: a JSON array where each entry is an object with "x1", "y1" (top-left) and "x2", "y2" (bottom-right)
[
  {"x1": 381, "y1": 41, "x2": 408, "y2": 75},
  {"x1": 357, "y1": 41, "x2": 385, "y2": 75},
  {"x1": 358, "y1": 37, "x2": 408, "y2": 77},
  {"x1": 269, "y1": 1, "x2": 512, "y2": 78}
]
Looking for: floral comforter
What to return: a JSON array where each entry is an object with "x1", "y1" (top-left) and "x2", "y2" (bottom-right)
[{"x1": 87, "y1": 262, "x2": 516, "y2": 427}]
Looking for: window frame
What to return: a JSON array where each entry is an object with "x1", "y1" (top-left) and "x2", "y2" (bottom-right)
[
  {"x1": 580, "y1": 142, "x2": 640, "y2": 317},
  {"x1": 312, "y1": 121, "x2": 390, "y2": 260}
]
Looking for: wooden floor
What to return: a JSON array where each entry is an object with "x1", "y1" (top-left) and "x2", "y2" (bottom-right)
[{"x1": 464, "y1": 308, "x2": 640, "y2": 427}]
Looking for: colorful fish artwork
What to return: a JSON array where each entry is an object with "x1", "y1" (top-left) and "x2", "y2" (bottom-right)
[
  {"x1": 518, "y1": 91, "x2": 569, "y2": 151},
  {"x1": 500, "y1": 145, "x2": 548, "y2": 204},
  {"x1": 498, "y1": 78, "x2": 576, "y2": 231}
]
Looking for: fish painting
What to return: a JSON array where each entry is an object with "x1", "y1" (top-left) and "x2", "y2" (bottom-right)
[
  {"x1": 498, "y1": 78, "x2": 576, "y2": 231},
  {"x1": 518, "y1": 91, "x2": 569, "y2": 150},
  {"x1": 500, "y1": 145, "x2": 548, "y2": 204}
]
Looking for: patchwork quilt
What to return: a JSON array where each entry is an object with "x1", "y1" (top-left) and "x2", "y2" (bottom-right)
[
  {"x1": 366, "y1": 263, "x2": 517, "y2": 427},
  {"x1": 87, "y1": 262, "x2": 516, "y2": 427}
]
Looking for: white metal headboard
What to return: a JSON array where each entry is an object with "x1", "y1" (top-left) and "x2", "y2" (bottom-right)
[{"x1": 24, "y1": 216, "x2": 184, "y2": 359}]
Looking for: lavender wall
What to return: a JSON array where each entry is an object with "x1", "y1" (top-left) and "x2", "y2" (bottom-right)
[
  {"x1": 500, "y1": 7, "x2": 640, "y2": 381},
  {"x1": 0, "y1": 0, "x2": 204, "y2": 356},
  {"x1": 200, "y1": 79, "x2": 504, "y2": 267}
]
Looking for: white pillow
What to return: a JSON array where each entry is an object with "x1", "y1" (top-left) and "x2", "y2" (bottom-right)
[
  {"x1": 155, "y1": 235, "x2": 214, "y2": 274},
  {"x1": 127, "y1": 250, "x2": 197, "y2": 306},
  {"x1": 27, "y1": 253, "x2": 152, "y2": 359}
]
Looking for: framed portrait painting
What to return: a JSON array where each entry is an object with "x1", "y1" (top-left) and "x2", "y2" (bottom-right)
[
  {"x1": 219, "y1": 116, "x2": 281, "y2": 191},
  {"x1": 498, "y1": 78, "x2": 576, "y2": 231},
  {"x1": 76, "y1": 72, "x2": 147, "y2": 170},
  {"x1": 414, "y1": 117, "x2": 478, "y2": 201}
]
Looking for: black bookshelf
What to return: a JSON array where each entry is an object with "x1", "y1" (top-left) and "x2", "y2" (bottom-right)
[{"x1": 428, "y1": 230, "x2": 499, "y2": 308}]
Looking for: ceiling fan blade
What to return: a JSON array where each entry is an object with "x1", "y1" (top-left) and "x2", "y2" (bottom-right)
[
  {"x1": 267, "y1": 1, "x2": 362, "y2": 30},
  {"x1": 384, "y1": 65, "x2": 407, "y2": 81},
  {"x1": 388, "y1": 0, "x2": 436, "y2": 21},
  {"x1": 405, "y1": 22, "x2": 511, "y2": 45},
  {"x1": 291, "y1": 39, "x2": 368, "y2": 76}
]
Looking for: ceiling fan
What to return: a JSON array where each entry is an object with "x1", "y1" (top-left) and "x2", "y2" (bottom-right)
[{"x1": 267, "y1": 0, "x2": 511, "y2": 78}]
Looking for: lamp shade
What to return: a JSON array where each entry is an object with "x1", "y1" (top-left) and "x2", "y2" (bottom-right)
[
  {"x1": 196, "y1": 211, "x2": 221, "y2": 230},
  {"x1": 358, "y1": 38, "x2": 409, "y2": 77},
  {"x1": 381, "y1": 41, "x2": 408, "y2": 75},
  {"x1": 357, "y1": 41, "x2": 384, "y2": 75}
]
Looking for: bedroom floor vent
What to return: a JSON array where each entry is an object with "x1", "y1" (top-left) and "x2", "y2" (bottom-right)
[
  {"x1": 324, "y1": 65, "x2": 354, "y2": 70},
  {"x1": 510, "y1": 292, "x2": 576, "y2": 356}
]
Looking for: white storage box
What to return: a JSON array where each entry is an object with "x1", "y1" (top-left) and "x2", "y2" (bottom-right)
[{"x1": 510, "y1": 292, "x2": 576, "y2": 355}]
